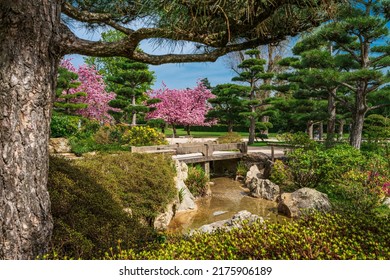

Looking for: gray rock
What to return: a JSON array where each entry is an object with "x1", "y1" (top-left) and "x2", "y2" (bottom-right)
[
  {"x1": 154, "y1": 202, "x2": 175, "y2": 230},
  {"x1": 175, "y1": 160, "x2": 197, "y2": 212},
  {"x1": 195, "y1": 210, "x2": 264, "y2": 234},
  {"x1": 278, "y1": 187, "x2": 332, "y2": 218},
  {"x1": 245, "y1": 165, "x2": 280, "y2": 201},
  {"x1": 154, "y1": 160, "x2": 197, "y2": 230},
  {"x1": 241, "y1": 153, "x2": 272, "y2": 179}
]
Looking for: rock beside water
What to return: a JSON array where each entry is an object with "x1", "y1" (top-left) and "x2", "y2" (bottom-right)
[
  {"x1": 245, "y1": 165, "x2": 280, "y2": 201},
  {"x1": 194, "y1": 210, "x2": 264, "y2": 234},
  {"x1": 277, "y1": 187, "x2": 332, "y2": 218},
  {"x1": 154, "y1": 160, "x2": 197, "y2": 230}
]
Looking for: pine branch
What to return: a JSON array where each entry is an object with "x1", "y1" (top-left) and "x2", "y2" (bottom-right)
[
  {"x1": 339, "y1": 82, "x2": 357, "y2": 92},
  {"x1": 368, "y1": 103, "x2": 390, "y2": 111},
  {"x1": 61, "y1": 3, "x2": 135, "y2": 35}
]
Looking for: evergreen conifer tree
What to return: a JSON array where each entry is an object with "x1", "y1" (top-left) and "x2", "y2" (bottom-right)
[
  {"x1": 232, "y1": 49, "x2": 274, "y2": 144},
  {"x1": 54, "y1": 67, "x2": 88, "y2": 114},
  {"x1": 298, "y1": 0, "x2": 390, "y2": 148},
  {"x1": 107, "y1": 59, "x2": 154, "y2": 125},
  {"x1": 207, "y1": 84, "x2": 249, "y2": 132}
]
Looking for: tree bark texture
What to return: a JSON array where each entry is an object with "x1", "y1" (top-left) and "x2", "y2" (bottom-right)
[
  {"x1": 338, "y1": 119, "x2": 345, "y2": 140},
  {"x1": 0, "y1": 0, "x2": 61, "y2": 259},
  {"x1": 261, "y1": 115, "x2": 270, "y2": 134},
  {"x1": 248, "y1": 115, "x2": 256, "y2": 145},
  {"x1": 318, "y1": 121, "x2": 323, "y2": 141},
  {"x1": 131, "y1": 95, "x2": 137, "y2": 126},
  {"x1": 307, "y1": 121, "x2": 314, "y2": 139},
  {"x1": 349, "y1": 88, "x2": 368, "y2": 149},
  {"x1": 326, "y1": 91, "x2": 336, "y2": 142}
]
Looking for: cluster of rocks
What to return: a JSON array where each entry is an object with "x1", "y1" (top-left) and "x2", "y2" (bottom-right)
[
  {"x1": 154, "y1": 160, "x2": 197, "y2": 230},
  {"x1": 245, "y1": 164, "x2": 332, "y2": 218}
]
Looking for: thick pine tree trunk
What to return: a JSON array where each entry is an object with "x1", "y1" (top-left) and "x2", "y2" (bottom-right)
[
  {"x1": 307, "y1": 121, "x2": 314, "y2": 139},
  {"x1": 261, "y1": 115, "x2": 270, "y2": 135},
  {"x1": 227, "y1": 122, "x2": 233, "y2": 133},
  {"x1": 318, "y1": 121, "x2": 323, "y2": 141},
  {"x1": 326, "y1": 91, "x2": 336, "y2": 142},
  {"x1": 0, "y1": 0, "x2": 60, "y2": 259},
  {"x1": 131, "y1": 95, "x2": 137, "y2": 126},
  {"x1": 248, "y1": 116, "x2": 256, "y2": 144},
  {"x1": 338, "y1": 119, "x2": 345, "y2": 140},
  {"x1": 349, "y1": 89, "x2": 367, "y2": 149},
  {"x1": 350, "y1": 111, "x2": 366, "y2": 149}
]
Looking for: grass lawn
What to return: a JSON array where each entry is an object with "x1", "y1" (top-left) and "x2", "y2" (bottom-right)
[{"x1": 163, "y1": 128, "x2": 249, "y2": 138}]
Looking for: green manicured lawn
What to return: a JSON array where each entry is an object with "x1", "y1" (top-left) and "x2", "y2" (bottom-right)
[
  {"x1": 163, "y1": 128, "x2": 249, "y2": 138},
  {"x1": 162, "y1": 128, "x2": 280, "y2": 139}
]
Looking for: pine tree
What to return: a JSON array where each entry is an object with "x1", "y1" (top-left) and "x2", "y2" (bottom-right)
[
  {"x1": 54, "y1": 67, "x2": 87, "y2": 114},
  {"x1": 306, "y1": 0, "x2": 390, "y2": 148},
  {"x1": 107, "y1": 59, "x2": 154, "y2": 125},
  {"x1": 232, "y1": 49, "x2": 274, "y2": 144},
  {"x1": 207, "y1": 83, "x2": 249, "y2": 132}
]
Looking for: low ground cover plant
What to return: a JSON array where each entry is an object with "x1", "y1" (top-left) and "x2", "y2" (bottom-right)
[{"x1": 104, "y1": 212, "x2": 390, "y2": 260}]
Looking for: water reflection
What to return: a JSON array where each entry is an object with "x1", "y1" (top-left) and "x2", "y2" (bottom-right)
[{"x1": 168, "y1": 177, "x2": 289, "y2": 233}]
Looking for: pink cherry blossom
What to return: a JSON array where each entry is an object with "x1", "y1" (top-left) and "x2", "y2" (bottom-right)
[
  {"x1": 60, "y1": 59, "x2": 117, "y2": 123},
  {"x1": 146, "y1": 81, "x2": 217, "y2": 127}
]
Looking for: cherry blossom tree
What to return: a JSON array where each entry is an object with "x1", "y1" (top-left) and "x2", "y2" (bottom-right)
[
  {"x1": 147, "y1": 81, "x2": 216, "y2": 137},
  {"x1": 60, "y1": 60, "x2": 117, "y2": 123}
]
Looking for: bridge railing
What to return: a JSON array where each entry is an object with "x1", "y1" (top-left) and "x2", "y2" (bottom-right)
[{"x1": 131, "y1": 142, "x2": 248, "y2": 157}]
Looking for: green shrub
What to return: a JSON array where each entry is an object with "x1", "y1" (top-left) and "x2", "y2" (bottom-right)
[
  {"x1": 286, "y1": 144, "x2": 365, "y2": 189},
  {"x1": 47, "y1": 153, "x2": 176, "y2": 259},
  {"x1": 276, "y1": 131, "x2": 317, "y2": 149},
  {"x1": 185, "y1": 165, "x2": 209, "y2": 197},
  {"x1": 236, "y1": 161, "x2": 249, "y2": 176},
  {"x1": 327, "y1": 169, "x2": 385, "y2": 213},
  {"x1": 50, "y1": 113, "x2": 81, "y2": 137},
  {"x1": 93, "y1": 124, "x2": 128, "y2": 145},
  {"x1": 217, "y1": 132, "x2": 243, "y2": 144},
  {"x1": 105, "y1": 212, "x2": 390, "y2": 260},
  {"x1": 122, "y1": 126, "x2": 168, "y2": 146},
  {"x1": 269, "y1": 159, "x2": 294, "y2": 191}
]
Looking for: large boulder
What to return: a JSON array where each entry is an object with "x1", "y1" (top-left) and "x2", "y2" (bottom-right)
[
  {"x1": 241, "y1": 153, "x2": 272, "y2": 179},
  {"x1": 195, "y1": 210, "x2": 264, "y2": 234},
  {"x1": 278, "y1": 188, "x2": 332, "y2": 218},
  {"x1": 174, "y1": 160, "x2": 197, "y2": 212},
  {"x1": 154, "y1": 160, "x2": 197, "y2": 230},
  {"x1": 245, "y1": 165, "x2": 280, "y2": 201}
]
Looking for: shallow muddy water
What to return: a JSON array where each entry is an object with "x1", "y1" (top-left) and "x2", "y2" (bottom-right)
[{"x1": 168, "y1": 177, "x2": 289, "y2": 233}]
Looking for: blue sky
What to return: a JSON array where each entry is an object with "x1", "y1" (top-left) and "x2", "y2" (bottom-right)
[{"x1": 67, "y1": 27, "x2": 238, "y2": 90}]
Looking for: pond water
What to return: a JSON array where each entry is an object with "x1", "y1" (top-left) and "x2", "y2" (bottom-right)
[{"x1": 167, "y1": 177, "x2": 289, "y2": 233}]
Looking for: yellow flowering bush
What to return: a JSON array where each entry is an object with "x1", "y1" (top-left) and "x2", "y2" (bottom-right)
[{"x1": 122, "y1": 126, "x2": 168, "y2": 146}]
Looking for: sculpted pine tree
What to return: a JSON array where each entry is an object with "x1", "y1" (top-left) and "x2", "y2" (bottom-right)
[
  {"x1": 0, "y1": 0, "x2": 340, "y2": 259},
  {"x1": 207, "y1": 84, "x2": 249, "y2": 132},
  {"x1": 232, "y1": 49, "x2": 274, "y2": 144},
  {"x1": 55, "y1": 67, "x2": 88, "y2": 114},
  {"x1": 306, "y1": 0, "x2": 390, "y2": 149}
]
